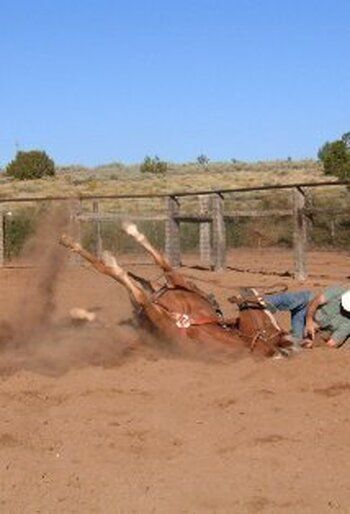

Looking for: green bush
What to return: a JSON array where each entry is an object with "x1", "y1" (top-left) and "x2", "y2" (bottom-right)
[
  {"x1": 140, "y1": 156, "x2": 167, "y2": 174},
  {"x1": 197, "y1": 154, "x2": 210, "y2": 166},
  {"x1": 342, "y1": 132, "x2": 350, "y2": 150},
  {"x1": 4, "y1": 208, "x2": 38, "y2": 259},
  {"x1": 318, "y1": 135, "x2": 350, "y2": 179},
  {"x1": 6, "y1": 150, "x2": 55, "y2": 180},
  {"x1": 317, "y1": 141, "x2": 331, "y2": 161}
]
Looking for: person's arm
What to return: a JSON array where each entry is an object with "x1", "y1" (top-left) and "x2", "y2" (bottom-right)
[
  {"x1": 326, "y1": 324, "x2": 350, "y2": 348},
  {"x1": 304, "y1": 293, "x2": 327, "y2": 342}
]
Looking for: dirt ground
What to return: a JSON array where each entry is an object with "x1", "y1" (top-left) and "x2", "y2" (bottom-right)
[{"x1": 0, "y1": 247, "x2": 350, "y2": 514}]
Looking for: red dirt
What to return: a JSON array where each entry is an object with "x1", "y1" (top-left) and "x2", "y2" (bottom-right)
[{"x1": 0, "y1": 247, "x2": 350, "y2": 513}]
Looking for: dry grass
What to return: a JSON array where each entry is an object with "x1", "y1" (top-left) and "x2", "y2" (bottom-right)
[
  {"x1": 0, "y1": 160, "x2": 326, "y2": 202},
  {"x1": 1, "y1": 159, "x2": 349, "y2": 256}
]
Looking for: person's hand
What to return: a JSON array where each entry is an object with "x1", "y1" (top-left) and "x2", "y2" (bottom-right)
[
  {"x1": 326, "y1": 339, "x2": 337, "y2": 348},
  {"x1": 304, "y1": 319, "x2": 317, "y2": 340}
]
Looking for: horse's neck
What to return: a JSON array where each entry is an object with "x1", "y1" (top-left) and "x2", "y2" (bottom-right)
[
  {"x1": 239, "y1": 307, "x2": 281, "y2": 335},
  {"x1": 262, "y1": 308, "x2": 283, "y2": 332}
]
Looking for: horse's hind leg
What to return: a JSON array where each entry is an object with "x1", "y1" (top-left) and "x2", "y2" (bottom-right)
[
  {"x1": 122, "y1": 222, "x2": 209, "y2": 293},
  {"x1": 102, "y1": 251, "x2": 178, "y2": 332},
  {"x1": 122, "y1": 222, "x2": 172, "y2": 272},
  {"x1": 101, "y1": 251, "x2": 149, "y2": 306},
  {"x1": 61, "y1": 235, "x2": 175, "y2": 331},
  {"x1": 60, "y1": 234, "x2": 148, "y2": 306}
]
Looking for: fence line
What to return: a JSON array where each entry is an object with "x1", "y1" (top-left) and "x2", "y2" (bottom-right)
[
  {"x1": 0, "y1": 179, "x2": 349, "y2": 279},
  {"x1": 0, "y1": 178, "x2": 348, "y2": 203}
]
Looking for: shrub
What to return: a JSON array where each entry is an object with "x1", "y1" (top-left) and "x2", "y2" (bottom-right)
[
  {"x1": 317, "y1": 141, "x2": 331, "y2": 161},
  {"x1": 319, "y1": 140, "x2": 350, "y2": 179},
  {"x1": 197, "y1": 154, "x2": 210, "y2": 166},
  {"x1": 6, "y1": 150, "x2": 55, "y2": 180},
  {"x1": 4, "y1": 208, "x2": 38, "y2": 259},
  {"x1": 140, "y1": 156, "x2": 167, "y2": 174},
  {"x1": 342, "y1": 132, "x2": 350, "y2": 150}
]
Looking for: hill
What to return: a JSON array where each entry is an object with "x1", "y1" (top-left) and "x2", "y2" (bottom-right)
[{"x1": 0, "y1": 160, "x2": 326, "y2": 199}]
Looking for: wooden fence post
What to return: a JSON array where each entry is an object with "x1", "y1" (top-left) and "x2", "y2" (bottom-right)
[
  {"x1": 0, "y1": 210, "x2": 4, "y2": 267},
  {"x1": 199, "y1": 195, "x2": 212, "y2": 268},
  {"x1": 212, "y1": 193, "x2": 226, "y2": 271},
  {"x1": 330, "y1": 219, "x2": 336, "y2": 244},
  {"x1": 165, "y1": 196, "x2": 181, "y2": 267},
  {"x1": 93, "y1": 200, "x2": 102, "y2": 257},
  {"x1": 70, "y1": 200, "x2": 82, "y2": 266},
  {"x1": 293, "y1": 187, "x2": 307, "y2": 280}
]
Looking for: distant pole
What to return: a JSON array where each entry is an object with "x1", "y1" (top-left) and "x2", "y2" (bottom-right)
[
  {"x1": 330, "y1": 219, "x2": 336, "y2": 244},
  {"x1": 212, "y1": 193, "x2": 226, "y2": 271},
  {"x1": 0, "y1": 210, "x2": 4, "y2": 266},
  {"x1": 165, "y1": 196, "x2": 181, "y2": 267},
  {"x1": 93, "y1": 200, "x2": 102, "y2": 257},
  {"x1": 199, "y1": 195, "x2": 212, "y2": 268},
  {"x1": 70, "y1": 200, "x2": 82, "y2": 266},
  {"x1": 293, "y1": 187, "x2": 307, "y2": 280}
]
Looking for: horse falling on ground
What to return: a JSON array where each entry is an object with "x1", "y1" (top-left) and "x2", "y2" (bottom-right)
[{"x1": 60, "y1": 223, "x2": 294, "y2": 358}]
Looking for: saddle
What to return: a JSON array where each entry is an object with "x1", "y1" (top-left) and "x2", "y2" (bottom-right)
[{"x1": 129, "y1": 270, "x2": 225, "y2": 327}]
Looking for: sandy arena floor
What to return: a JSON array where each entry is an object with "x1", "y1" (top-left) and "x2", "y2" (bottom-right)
[{"x1": 0, "y1": 247, "x2": 350, "y2": 513}]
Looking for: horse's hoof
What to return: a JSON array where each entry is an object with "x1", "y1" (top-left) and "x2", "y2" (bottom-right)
[
  {"x1": 122, "y1": 222, "x2": 145, "y2": 243},
  {"x1": 290, "y1": 343, "x2": 302, "y2": 354},
  {"x1": 273, "y1": 347, "x2": 291, "y2": 359},
  {"x1": 122, "y1": 222, "x2": 138, "y2": 236},
  {"x1": 70, "y1": 308, "x2": 96, "y2": 323},
  {"x1": 272, "y1": 352, "x2": 285, "y2": 360}
]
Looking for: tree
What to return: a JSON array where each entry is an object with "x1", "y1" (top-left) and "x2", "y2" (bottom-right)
[
  {"x1": 318, "y1": 141, "x2": 331, "y2": 161},
  {"x1": 342, "y1": 132, "x2": 350, "y2": 150},
  {"x1": 6, "y1": 150, "x2": 55, "y2": 180},
  {"x1": 320, "y1": 140, "x2": 350, "y2": 179},
  {"x1": 318, "y1": 133, "x2": 350, "y2": 179},
  {"x1": 197, "y1": 154, "x2": 210, "y2": 166},
  {"x1": 140, "y1": 155, "x2": 167, "y2": 174}
]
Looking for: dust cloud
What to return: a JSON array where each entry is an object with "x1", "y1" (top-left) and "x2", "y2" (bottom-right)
[
  {"x1": 0, "y1": 205, "x2": 144, "y2": 376},
  {"x1": 14, "y1": 204, "x2": 69, "y2": 340}
]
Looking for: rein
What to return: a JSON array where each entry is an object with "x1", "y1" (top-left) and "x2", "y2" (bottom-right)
[{"x1": 248, "y1": 328, "x2": 281, "y2": 352}]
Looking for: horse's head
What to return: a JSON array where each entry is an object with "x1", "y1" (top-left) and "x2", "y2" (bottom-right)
[{"x1": 228, "y1": 288, "x2": 292, "y2": 357}]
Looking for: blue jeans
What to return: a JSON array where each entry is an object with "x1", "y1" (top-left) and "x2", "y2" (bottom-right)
[{"x1": 265, "y1": 290, "x2": 313, "y2": 340}]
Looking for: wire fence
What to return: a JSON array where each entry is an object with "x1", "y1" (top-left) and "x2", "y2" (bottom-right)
[{"x1": 0, "y1": 180, "x2": 349, "y2": 278}]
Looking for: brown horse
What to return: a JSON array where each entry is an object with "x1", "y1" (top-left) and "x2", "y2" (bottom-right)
[{"x1": 60, "y1": 223, "x2": 294, "y2": 358}]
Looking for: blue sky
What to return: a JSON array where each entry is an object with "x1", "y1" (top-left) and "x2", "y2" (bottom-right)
[{"x1": 1, "y1": 0, "x2": 349, "y2": 167}]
